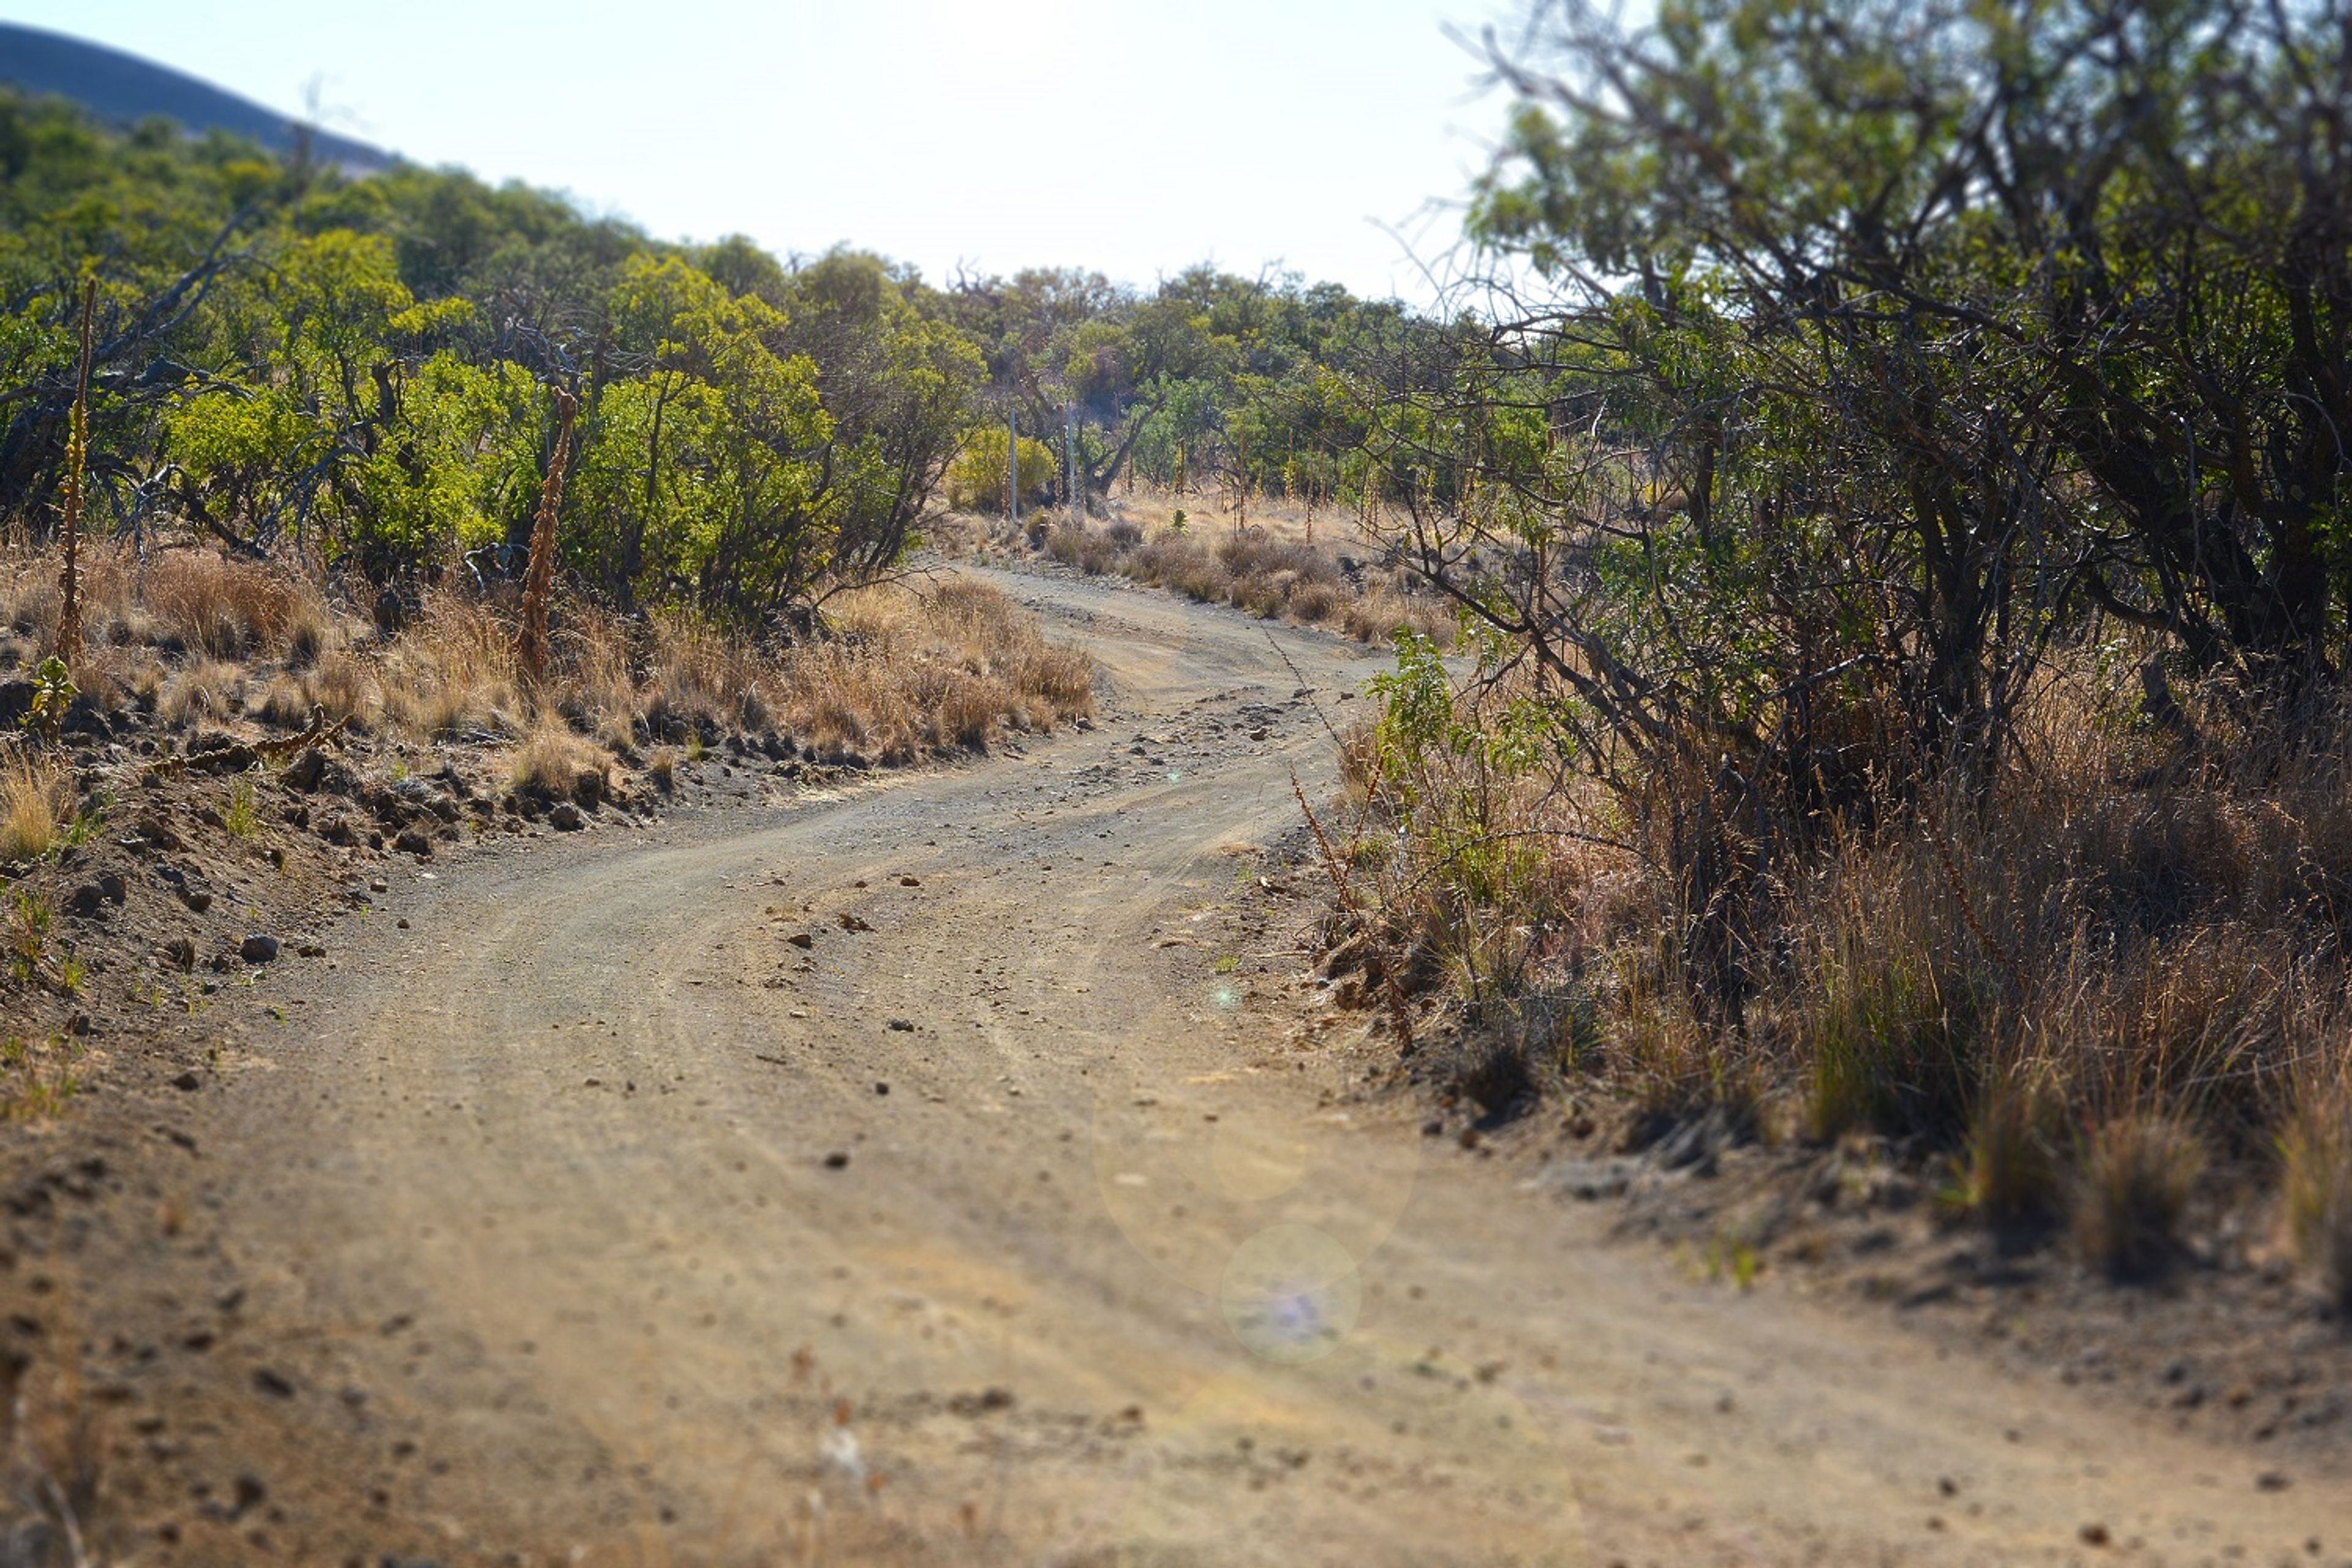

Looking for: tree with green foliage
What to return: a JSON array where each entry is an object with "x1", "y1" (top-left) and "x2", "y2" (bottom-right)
[
  {"x1": 1379, "y1": 0, "x2": 2352, "y2": 998},
  {"x1": 0, "y1": 92, "x2": 986, "y2": 628}
]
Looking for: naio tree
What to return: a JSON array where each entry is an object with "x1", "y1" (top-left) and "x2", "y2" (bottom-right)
[
  {"x1": 1366, "y1": 0, "x2": 2351, "y2": 997},
  {"x1": 1466, "y1": 0, "x2": 2352, "y2": 718}
]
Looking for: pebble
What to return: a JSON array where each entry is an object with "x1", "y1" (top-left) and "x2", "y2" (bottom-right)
[
  {"x1": 239, "y1": 933, "x2": 281, "y2": 963},
  {"x1": 823, "y1": 1152, "x2": 850, "y2": 1170}
]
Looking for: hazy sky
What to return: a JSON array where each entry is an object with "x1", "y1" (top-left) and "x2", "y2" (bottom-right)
[{"x1": 3, "y1": 1, "x2": 1524, "y2": 304}]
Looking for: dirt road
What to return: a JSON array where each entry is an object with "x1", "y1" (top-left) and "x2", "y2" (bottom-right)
[{"x1": 39, "y1": 569, "x2": 2348, "y2": 1565}]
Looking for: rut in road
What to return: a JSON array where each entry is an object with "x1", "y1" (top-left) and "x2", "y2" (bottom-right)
[{"x1": 156, "y1": 570, "x2": 2344, "y2": 1566}]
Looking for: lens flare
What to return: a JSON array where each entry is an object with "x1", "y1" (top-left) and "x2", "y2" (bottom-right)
[{"x1": 1220, "y1": 1224, "x2": 1360, "y2": 1363}]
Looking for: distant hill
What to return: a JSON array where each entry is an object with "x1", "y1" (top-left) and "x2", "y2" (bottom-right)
[{"x1": 0, "y1": 21, "x2": 393, "y2": 172}]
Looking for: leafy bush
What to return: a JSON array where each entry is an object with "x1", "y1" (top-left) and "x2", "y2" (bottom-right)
[
  {"x1": 946, "y1": 432, "x2": 1057, "y2": 514},
  {"x1": 0, "y1": 97, "x2": 983, "y2": 625}
]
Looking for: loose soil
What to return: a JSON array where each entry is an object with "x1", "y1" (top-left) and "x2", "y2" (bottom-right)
[{"x1": 2, "y1": 568, "x2": 2346, "y2": 1566}]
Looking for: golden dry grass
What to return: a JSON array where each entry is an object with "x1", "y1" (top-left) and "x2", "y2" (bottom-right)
[
  {"x1": 159, "y1": 658, "x2": 244, "y2": 728},
  {"x1": 301, "y1": 647, "x2": 375, "y2": 725},
  {"x1": 506, "y1": 718, "x2": 612, "y2": 801},
  {"x1": 0, "y1": 747, "x2": 66, "y2": 862},
  {"x1": 2, "y1": 540, "x2": 1094, "y2": 803},
  {"x1": 141, "y1": 549, "x2": 325, "y2": 659},
  {"x1": 1338, "y1": 644, "x2": 2352, "y2": 1277},
  {"x1": 772, "y1": 579, "x2": 1093, "y2": 762},
  {"x1": 2283, "y1": 1074, "x2": 2352, "y2": 1310},
  {"x1": 2075, "y1": 1114, "x2": 2207, "y2": 1278},
  {"x1": 943, "y1": 503, "x2": 1457, "y2": 648},
  {"x1": 380, "y1": 594, "x2": 520, "y2": 740}
]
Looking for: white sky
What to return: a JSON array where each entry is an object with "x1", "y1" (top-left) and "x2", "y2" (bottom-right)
[{"x1": 4, "y1": 0, "x2": 1524, "y2": 305}]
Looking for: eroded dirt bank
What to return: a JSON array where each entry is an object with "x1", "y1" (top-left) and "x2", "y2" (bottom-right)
[{"x1": 4, "y1": 569, "x2": 2346, "y2": 1566}]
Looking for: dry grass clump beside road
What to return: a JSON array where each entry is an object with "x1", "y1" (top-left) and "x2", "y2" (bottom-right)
[
  {"x1": 1325, "y1": 652, "x2": 2352, "y2": 1313},
  {"x1": 2284, "y1": 1074, "x2": 2352, "y2": 1313},
  {"x1": 0, "y1": 537, "x2": 1092, "y2": 1096},
  {"x1": 940, "y1": 501, "x2": 1457, "y2": 648},
  {"x1": 1, "y1": 541, "x2": 1090, "y2": 777},
  {"x1": 0, "y1": 749, "x2": 67, "y2": 862},
  {"x1": 775, "y1": 578, "x2": 1096, "y2": 762}
]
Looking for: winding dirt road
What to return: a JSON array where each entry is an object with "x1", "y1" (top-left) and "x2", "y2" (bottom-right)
[{"x1": 60, "y1": 570, "x2": 2349, "y2": 1565}]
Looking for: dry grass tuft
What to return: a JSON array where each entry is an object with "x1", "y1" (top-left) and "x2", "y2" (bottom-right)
[
  {"x1": 301, "y1": 648, "x2": 375, "y2": 726},
  {"x1": 1333, "y1": 635, "x2": 2352, "y2": 1264},
  {"x1": 251, "y1": 673, "x2": 312, "y2": 728},
  {"x1": 159, "y1": 658, "x2": 244, "y2": 728},
  {"x1": 381, "y1": 595, "x2": 519, "y2": 739},
  {"x1": 956, "y1": 506, "x2": 1457, "y2": 647},
  {"x1": 770, "y1": 579, "x2": 1093, "y2": 762},
  {"x1": 1793, "y1": 846, "x2": 1989, "y2": 1144},
  {"x1": 551, "y1": 604, "x2": 639, "y2": 747},
  {"x1": 0, "y1": 748, "x2": 67, "y2": 862},
  {"x1": 1959, "y1": 1063, "x2": 2065, "y2": 1224},
  {"x1": 2282, "y1": 1076, "x2": 2352, "y2": 1312},
  {"x1": 506, "y1": 719, "x2": 611, "y2": 802},
  {"x1": 143, "y1": 549, "x2": 323, "y2": 660},
  {"x1": 644, "y1": 609, "x2": 767, "y2": 741},
  {"x1": 2074, "y1": 1113, "x2": 2205, "y2": 1279}
]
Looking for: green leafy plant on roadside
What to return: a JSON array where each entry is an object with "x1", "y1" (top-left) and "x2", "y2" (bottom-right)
[{"x1": 20, "y1": 657, "x2": 76, "y2": 743}]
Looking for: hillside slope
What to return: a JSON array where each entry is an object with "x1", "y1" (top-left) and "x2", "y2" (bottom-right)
[{"x1": 0, "y1": 20, "x2": 391, "y2": 170}]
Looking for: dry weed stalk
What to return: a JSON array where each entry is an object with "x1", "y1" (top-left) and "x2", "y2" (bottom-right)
[
  {"x1": 516, "y1": 386, "x2": 578, "y2": 683},
  {"x1": 52, "y1": 274, "x2": 96, "y2": 668}
]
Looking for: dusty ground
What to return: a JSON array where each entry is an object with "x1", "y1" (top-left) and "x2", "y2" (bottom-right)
[{"x1": 4, "y1": 567, "x2": 2348, "y2": 1566}]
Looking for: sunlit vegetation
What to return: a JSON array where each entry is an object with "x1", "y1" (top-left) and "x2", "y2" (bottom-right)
[{"x1": 1332, "y1": 0, "x2": 2352, "y2": 1287}]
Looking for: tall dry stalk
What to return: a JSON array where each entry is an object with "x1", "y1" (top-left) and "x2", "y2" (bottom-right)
[
  {"x1": 53, "y1": 274, "x2": 96, "y2": 667},
  {"x1": 516, "y1": 386, "x2": 578, "y2": 683}
]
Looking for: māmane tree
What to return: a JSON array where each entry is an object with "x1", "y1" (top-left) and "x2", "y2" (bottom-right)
[
  {"x1": 1336, "y1": 0, "x2": 2352, "y2": 1001},
  {"x1": 1422, "y1": 0, "x2": 2351, "y2": 750},
  {"x1": 0, "y1": 88, "x2": 1431, "y2": 631}
]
